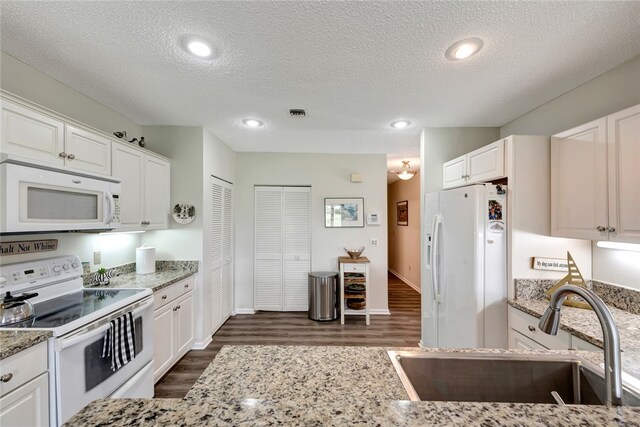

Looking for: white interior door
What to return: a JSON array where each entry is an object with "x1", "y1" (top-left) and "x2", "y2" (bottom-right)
[
  {"x1": 254, "y1": 187, "x2": 284, "y2": 311},
  {"x1": 283, "y1": 188, "x2": 311, "y2": 311},
  {"x1": 210, "y1": 177, "x2": 233, "y2": 333}
]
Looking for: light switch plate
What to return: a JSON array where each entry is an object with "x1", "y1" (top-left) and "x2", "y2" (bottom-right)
[
  {"x1": 370, "y1": 239, "x2": 379, "y2": 247},
  {"x1": 93, "y1": 251, "x2": 101, "y2": 265}
]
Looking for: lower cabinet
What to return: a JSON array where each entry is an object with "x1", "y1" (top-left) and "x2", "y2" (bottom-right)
[
  {"x1": 508, "y1": 306, "x2": 602, "y2": 352},
  {"x1": 0, "y1": 342, "x2": 49, "y2": 427},
  {"x1": 153, "y1": 276, "x2": 195, "y2": 383}
]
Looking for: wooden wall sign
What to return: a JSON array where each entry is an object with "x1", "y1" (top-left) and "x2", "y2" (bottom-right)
[
  {"x1": 0, "y1": 239, "x2": 58, "y2": 256},
  {"x1": 531, "y1": 257, "x2": 568, "y2": 271}
]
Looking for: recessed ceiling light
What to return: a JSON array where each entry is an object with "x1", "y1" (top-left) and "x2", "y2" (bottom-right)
[
  {"x1": 390, "y1": 120, "x2": 411, "y2": 129},
  {"x1": 242, "y1": 118, "x2": 263, "y2": 128},
  {"x1": 445, "y1": 38, "x2": 484, "y2": 60},
  {"x1": 181, "y1": 36, "x2": 215, "y2": 59}
]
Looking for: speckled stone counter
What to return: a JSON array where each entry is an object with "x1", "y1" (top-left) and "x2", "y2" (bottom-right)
[
  {"x1": 509, "y1": 299, "x2": 640, "y2": 381},
  {"x1": 65, "y1": 345, "x2": 640, "y2": 426},
  {"x1": 88, "y1": 261, "x2": 198, "y2": 292},
  {"x1": 0, "y1": 330, "x2": 50, "y2": 360},
  {"x1": 65, "y1": 397, "x2": 640, "y2": 426}
]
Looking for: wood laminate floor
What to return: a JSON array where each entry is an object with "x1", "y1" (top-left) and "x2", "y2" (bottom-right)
[{"x1": 154, "y1": 272, "x2": 421, "y2": 398}]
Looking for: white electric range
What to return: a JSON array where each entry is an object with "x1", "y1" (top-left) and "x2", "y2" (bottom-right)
[{"x1": 0, "y1": 256, "x2": 154, "y2": 426}]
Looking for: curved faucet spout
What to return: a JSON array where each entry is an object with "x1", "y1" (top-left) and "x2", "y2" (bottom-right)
[{"x1": 539, "y1": 284, "x2": 623, "y2": 406}]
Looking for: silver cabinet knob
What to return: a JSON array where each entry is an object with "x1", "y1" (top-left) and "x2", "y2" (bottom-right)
[
  {"x1": 528, "y1": 325, "x2": 536, "y2": 332},
  {"x1": 59, "y1": 152, "x2": 67, "y2": 158},
  {"x1": 0, "y1": 373, "x2": 13, "y2": 383},
  {"x1": 608, "y1": 227, "x2": 616, "y2": 233},
  {"x1": 596, "y1": 226, "x2": 607, "y2": 232},
  {"x1": 184, "y1": 284, "x2": 189, "y2": 288},
  {"x1": 67, "y1": 153, "x2": 75, "y2": 160},
  {"x1": 161, "y1": 295, "x2": 167, "y2": 300}
]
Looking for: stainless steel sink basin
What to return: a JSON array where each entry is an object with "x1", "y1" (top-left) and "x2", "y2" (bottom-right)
[{"x1": 388, "y1": 351, "x2": 640, "y2": 406}]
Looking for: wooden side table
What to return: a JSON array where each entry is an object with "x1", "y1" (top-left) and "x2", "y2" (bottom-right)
[{"x1": 338, "y1": 256, "x2": 370, "y2": 325}]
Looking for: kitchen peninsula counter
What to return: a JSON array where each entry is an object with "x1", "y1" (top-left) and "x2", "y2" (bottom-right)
[{"x1": 66, "y1": 345, "x2": 640, "y2": 426}]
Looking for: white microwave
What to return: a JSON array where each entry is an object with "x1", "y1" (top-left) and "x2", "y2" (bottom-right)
[{"x1": 0, "y1": 162, "x2": 121, "y2": 233}]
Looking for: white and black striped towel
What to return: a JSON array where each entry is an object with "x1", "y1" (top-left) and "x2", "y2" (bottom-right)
[{"x1": 102, "y1": 312, "x2": 136, "y2": 372}]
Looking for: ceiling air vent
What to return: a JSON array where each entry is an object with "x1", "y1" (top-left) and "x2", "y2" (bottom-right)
[{"x1": 289, "y1": 109, "x2": 306, "y2": 117}]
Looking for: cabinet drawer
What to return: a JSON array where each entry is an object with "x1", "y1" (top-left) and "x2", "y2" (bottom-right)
[
  {"x1": 174, "y1": 276, "x2": 195, "y2": 298},
  {"x1": 342, "y1": 264, "x2": 366, "y2": 273},
  {"x1": 153, "y1": 285, "x2": 175, "y2": 310},
  {"x1": 508, "y1": 306, "x2": 571, "y2": 350},
  {"x1": 0, "y1": 342, "x2": 47, "y2": 397}
]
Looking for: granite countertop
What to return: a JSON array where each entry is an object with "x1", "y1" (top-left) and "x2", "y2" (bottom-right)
[
  {"x1": 509, "y1": 299, "x2": 640, "y2": 381},
  {"x1": 66, "y1": 345, "x2": 640, "y2": 426},
  {"x1": 91, "y1": 262, "x2": 198, "y2": 292},
  {"x1": 0, "y1": 330, "x2": 51, "y2": 360}
]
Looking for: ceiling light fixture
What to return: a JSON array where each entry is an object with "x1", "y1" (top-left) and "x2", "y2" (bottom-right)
[
  {"x1": 445, "y1": 38, "x2": 484, "y2": 60},
  {"x1": 391, "y1": 120, "x2": 411, "y2": 129},
  {"x1": 395, "y1": 161, "x2": 416, "y2": 180},
  {"x1": 242, "y1": 118, "x2": 263, "y2": 128},
  {"x1": 181, "y1": 36, "x2": 215, "y2": 59},
  {"x1": 596, "y1": 241, "x2": 640, "y2": 252}
]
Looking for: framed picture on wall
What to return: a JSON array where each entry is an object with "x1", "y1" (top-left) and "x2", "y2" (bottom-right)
[
  {"x1": 325, "y1": 198, "x2": 365, "y2": 228},
  {"x1": 397, "y1": 200, "x2": 408, "y2": 226}
]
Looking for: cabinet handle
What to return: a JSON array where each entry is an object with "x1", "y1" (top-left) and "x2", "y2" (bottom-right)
[
  {"x1": 161, "y1": 295, "x2": 167, "y2": 300},
  {"x1": 141, "y1": 221, "x2": 150, "y2": 226},
  {"x1": 67, "y1": 153, "x2": 75, "y2": 160},
  {"x1": 528, "y1": 325, "x2": 536, "y2": 332},
  {"x1": 173, "y1": 307, "x2": 178, "y2": 312},
  {"x1": 0, "y1": 373, "x2": 13, "y2": 383},
  {"x1": 596, "y1": 226, "x2": 607, "y2": 232},
  {"x1": 59, "y1": 152, "x2": 67, "y2": 158},
  {"x1": 184, "y1": 284, "x2": 189, "y2": 288},
  {"x1": 608, "y1": 227, "x2": 616, "y2": 233},
  {"x1": 176, "y1": 305, "x2": 181, "y2": 310}
]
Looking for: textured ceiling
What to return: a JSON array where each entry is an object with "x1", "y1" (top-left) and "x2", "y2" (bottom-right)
[{"x1": 1, "y1": 1, "x2": 639, "y2": 164}]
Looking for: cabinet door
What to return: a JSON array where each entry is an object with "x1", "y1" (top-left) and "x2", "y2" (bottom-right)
[
  {"x1": 509, "y1": 330, "x2": 547, "y2": 350},
  {"x1": 112, "y1": 142, "x2": 144, "y2": 230},
  {"x1": 0, "y1": 373, "x2": 49, "y2": 427},
  {"x1": 571, "y1": 335, "x2": 601, "y2": 352},
  {"x1": 153, "y1": 303, "x2": 175, "y2": 382},
  {"x1": 175, "y1": 292, "x2": 194, "y2": 358},
  {"x1": 1, "y1": 100, "x2": 64, "y2": 166},
  {"x1": 143, "y1": 155, "x2": 170, "y2": 230},
  {"x1": 551, "y1": 118, "x2": 608, "y2": 240},
  {"x1": 467, "y1": 139, "x2": 505, "y2": 183},
  {"x1": 282, "y1": 188, "x2": 310, "y2": 311},
  {"x1": 607, "y1": 104, "x2": 640, "y2": 243},
  {"x1": 442, "y1": 155, "x2": 467, "y2": 189},
  {"x1": 64, "y1": 125, "x2": 111, "y2": 175}
]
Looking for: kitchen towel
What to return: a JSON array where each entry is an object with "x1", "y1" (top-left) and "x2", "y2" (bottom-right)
[{"x1": 102, "y1": 312, "x2": 136, "y2": 372}]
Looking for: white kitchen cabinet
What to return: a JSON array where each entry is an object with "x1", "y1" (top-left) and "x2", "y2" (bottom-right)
[
  {"x1": 509, "y1": 330, "x2": 547, "y2": 351},
  {"x1": 551, "y1": 104, "x2": 640, "y2": 243},
  {"x1": 152, "y1": 275, "x2": 195, "y2": 383},
  {"x1": 0, "y1": 342, "x2": 49, "y2": 427},
  {"x1": 508, "y1": 306, "x2": 571, "y2": 350},
  {"x1": 442, "y1": 139, "x2": 505, "y2": 189},
  {"x1": 111, "y1": 141, "x2": 170, "y2": 232},
  {"x1": 64, "y1": 125, "x2": 111, "y2": 175}
]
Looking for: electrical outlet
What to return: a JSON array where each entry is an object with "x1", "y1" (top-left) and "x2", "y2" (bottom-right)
[
  {"x1": 93, "y1": 251, "x2": 102, "y2": 265},
  {"x1": 370, "y1": 239, "x2": 379, "y2": 247}
]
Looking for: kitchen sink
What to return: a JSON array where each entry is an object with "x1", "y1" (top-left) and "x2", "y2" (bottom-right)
[{"x1": 388, "y1": 351, "x2": 640, "y2": 406}]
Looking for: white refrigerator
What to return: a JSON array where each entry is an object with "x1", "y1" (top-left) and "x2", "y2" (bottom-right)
[{"x1": 422, "y1": 184, "x2": 507, "y2": 349}]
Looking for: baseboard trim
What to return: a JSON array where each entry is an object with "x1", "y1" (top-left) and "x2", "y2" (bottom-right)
[
  {"x1": 191, "y1": 335, "x2": 212, "y2": 350},
  {"x1": 388, "y1": 268, "x2": 421, "y2": 294},
  {"x1": 235, "y1": 308, "x2": 256, "y2": 315}
]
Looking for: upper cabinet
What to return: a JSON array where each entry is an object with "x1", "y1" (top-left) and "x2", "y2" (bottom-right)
[
  {"x1": 551, "y1": 104, "x2": 640, "y2": 243},
  {"x1": 1, "y1": 99, "x2": 111, "y2": 176},
  {"x1": 112, "y1": 141, "x2": 170, "y2": 231},
  {"x1": 442, "y1": 139, "x2": 505, "y2": 189}
]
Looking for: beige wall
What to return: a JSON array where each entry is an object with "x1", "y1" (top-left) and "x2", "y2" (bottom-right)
[
  {"x1": 234, "y1": 152, "x2": 389, "y2": 312},
  {"x1": 387, "y1": 173, "x2": 421, "y2": 290},
  {"x1": 500, "y1": 55, "x2": 640, "y2": 289}
]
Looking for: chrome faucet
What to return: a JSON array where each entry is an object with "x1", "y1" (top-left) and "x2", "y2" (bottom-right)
[{"x1": 538, "y1": 285, "x2": 623, "y2": 406}]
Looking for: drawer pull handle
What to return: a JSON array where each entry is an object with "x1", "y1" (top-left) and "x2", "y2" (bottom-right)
[
  {"x1": 162, "y1": 295, "x2": 167, "y2": 300},
  {"x1": 528, "y1": 325, "x2": 536, "y2": 332},
  {"x1": 184, "y1": 284, "x2": 189, "y2": 288},
  {"x1": 0, "y1": 373, "x2": 13, "y2": 383}
]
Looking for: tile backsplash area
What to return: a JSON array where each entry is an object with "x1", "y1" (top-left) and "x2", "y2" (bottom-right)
[{"x1": 513, "y1": 278, "x2": 640, "y2": 315}]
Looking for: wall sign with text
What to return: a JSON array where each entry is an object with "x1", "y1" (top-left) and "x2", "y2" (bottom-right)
[
  {"x1": 0, "y1": 239, "x2": 58, "y2": 256},
  {"x1": 531, "y1": 257, "x2": 568, "y2": 272}
]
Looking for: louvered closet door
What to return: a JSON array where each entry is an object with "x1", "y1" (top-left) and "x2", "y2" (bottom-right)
[
  {"x1": 283, "y1": 188, "x2": 311, "y2": 311},
  {"x1": 221, "y1": 186, "x2": 233, "y2": 319},
  {"x1": 211, "y1": 177, "x2": 234, "y2": 333},
  {"x1": 254, "y1": 187, "x2": 284, "y2": 311}
]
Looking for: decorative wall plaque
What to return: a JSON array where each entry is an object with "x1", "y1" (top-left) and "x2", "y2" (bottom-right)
[{"x1": 0, "y1": 239, "x2": 58, "y2": 256}]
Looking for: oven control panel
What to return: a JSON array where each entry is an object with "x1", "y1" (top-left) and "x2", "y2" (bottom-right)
[{"x1": 0, "y1": 256, "x2": 83, "y2": 291}]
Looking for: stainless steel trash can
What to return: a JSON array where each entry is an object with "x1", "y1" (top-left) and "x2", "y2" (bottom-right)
[{"x1": 308, "y1": 271, "x2": 339, "y2": 321}]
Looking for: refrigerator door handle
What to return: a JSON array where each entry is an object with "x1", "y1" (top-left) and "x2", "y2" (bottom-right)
[{"x1": 431, "y1": 214, "x2": 442, "y2": 303}]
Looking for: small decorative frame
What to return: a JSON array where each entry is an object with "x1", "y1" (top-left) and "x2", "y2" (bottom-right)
[
  {"x1": 397, "y1": 200, "x2": 408, "y2": 226},
  {"x1": 173, "y1": 203, "x2": 196, "y2": 224},
  {"x1": 325, "y1": 198, "x2": 364, "y2": 228}
]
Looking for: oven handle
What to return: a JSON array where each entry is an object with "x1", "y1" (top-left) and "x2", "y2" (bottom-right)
[{"x1": 56, "y1": 297, "x2": 153, "y2": 351}]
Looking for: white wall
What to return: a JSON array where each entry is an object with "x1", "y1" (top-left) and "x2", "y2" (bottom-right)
[
  {"x1": 234, "y1": 153, "x2": 388, "y2": 312},
  {"x1": 387, "y1": 172, "x2": 421, "y2": 290},
  {"x1": 0, "y1": 51, "x2": 142, "y2": 138},
  {"x1": 500, "y1": 55, "x2": 640, "y2": 289}
]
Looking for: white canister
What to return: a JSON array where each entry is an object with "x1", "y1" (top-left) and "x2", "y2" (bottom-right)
[{"x1": 136, "y1": 244, "x2": 156, "y2": 275}]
